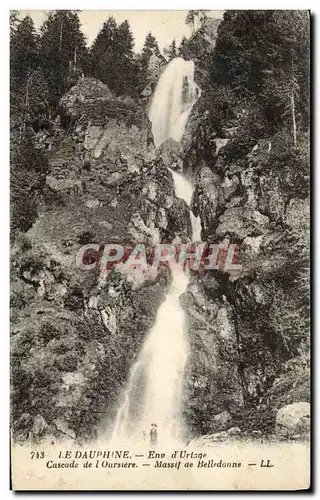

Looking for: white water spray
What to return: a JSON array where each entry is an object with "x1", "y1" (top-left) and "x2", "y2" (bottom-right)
[
  {"x1": 111, "y1": 58, "x2": 202, "y2": 444},
  {"x1": 169, "y1": 168, "x2": 202, "y2": 242}
]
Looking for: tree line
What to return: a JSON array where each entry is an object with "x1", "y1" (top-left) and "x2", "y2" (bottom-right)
[
  {"x1": 211, "y1": 10, "x2": 310, "y2": 142},
  {"x1": 10, "y1": 10, "x2": 185, "y2": 121}
]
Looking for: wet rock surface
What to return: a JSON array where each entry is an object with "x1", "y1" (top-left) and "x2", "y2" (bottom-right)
[{"x1": 173, "y1": 28, "x2": 309, "y2": 439}]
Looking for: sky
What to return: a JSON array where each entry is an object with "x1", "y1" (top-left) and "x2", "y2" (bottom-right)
[{"x1": 18, "y1": 10, "x2": 224, "y2": 52}]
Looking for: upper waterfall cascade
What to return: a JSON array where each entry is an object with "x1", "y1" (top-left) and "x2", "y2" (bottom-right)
[{"x1": 148, "y1": 57, "x2": 201, "y2": 148}]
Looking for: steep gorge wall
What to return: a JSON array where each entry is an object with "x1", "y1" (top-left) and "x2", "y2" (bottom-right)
[
  {"x1": 11, "y1": 78, "x2": 191, "y2": 442},
  {"x1": 176, "y1": 84, "x2": 310, "y2": 440}
]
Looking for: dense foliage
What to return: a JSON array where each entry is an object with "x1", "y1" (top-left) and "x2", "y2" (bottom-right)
[
  {"x1": 10, "y1": 132, "x2": 49, "y2": 233},
  {"x1": 90, "y1": 17, "x2": 141, "y2": 97},
  {"x1": 200, "y1": 10, "x2": 310, "y2": 149},
  {"x1": 10, "y1": 10, "x2": 164, "y2": 113}
]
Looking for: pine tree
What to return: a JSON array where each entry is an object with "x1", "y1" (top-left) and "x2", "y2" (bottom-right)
[
  {"x1": 10, "y1": 10, "x2": 20, "y2": 35},
  {"x1": 10, "y1": 16, "x2": 37, "y2": 91},
  {"x1": 116, "y1": 20, "x2": 134, "y2": 57},
  {"x1": 137, "y1": 32, "x2": 163, "y2": 90},
  {"x1": 164, "y1": 39, "x2": 178, "y2": 61},
  {"x1": 90, "y1": 16, "x2": 118, "y2": 84},
  {"x1": 10, "y1": 14, "x2": 41, "y2": 134},
  {"x1": 11, "y1": 132, "x2": 49, "y2": 233},
  {"x1": 178, "y1": 36, "x2": 187, "y2": 56},
  {"x1": 18, "y1": 70, "x2": 49, "y2": 133},
  {"x1": 90, "y1": 17, "x2": 139, "y2": 96},
  {"x1": 141, "y1": 32, "x2": 162, "y2": 67},
  {"x1": 39, "y1": 10, "x2": 89, "y2": 109},
  {"x1": 114, "y1": 20, "x2": 140, "y2": 96}
]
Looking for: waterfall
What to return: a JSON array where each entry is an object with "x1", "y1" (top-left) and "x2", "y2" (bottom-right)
[
  {"x1": 148, "y1": 57, "x2": 201, "y2": 147},
  {"x1": 111, "y1": 58, "x2": 201, "y2": 444},
  {"x1": 169, "y1": 168, "x2": 202, "y2": 242}
]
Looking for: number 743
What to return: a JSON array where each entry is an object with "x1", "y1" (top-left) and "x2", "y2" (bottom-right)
[{"x1": 30, "y1": 451, "x2": 45, "y2": 459}]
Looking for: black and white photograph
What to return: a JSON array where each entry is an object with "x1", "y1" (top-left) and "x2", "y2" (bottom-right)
[{"x1": 9, "y1": 9, "x2": 310, "y2": 490}]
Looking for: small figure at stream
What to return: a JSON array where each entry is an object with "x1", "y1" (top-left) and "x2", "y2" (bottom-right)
[{"x1": 150, "y1": 423, "x2": 158, "y2": 447}]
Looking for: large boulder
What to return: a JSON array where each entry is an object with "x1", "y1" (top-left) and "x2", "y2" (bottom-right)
[
  {"x1": 276, "y1": 402, "x2": 310, "y2": 438},
  {"x1": 212, "y1": 411, "x2": 232, "y2": 431},
  {"x1": 58, "y1": 77, "x2": 149, "y2": 135},
  {"x1": 59, "y1": 77, "x2": 112, "y2": 125},
  {"x1": 32, "y1": 415, "x2": 48, "y2": 440}
]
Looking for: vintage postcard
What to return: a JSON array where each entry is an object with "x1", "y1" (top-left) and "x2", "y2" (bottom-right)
[{"x1": 10, "y1": 9, "x2": 310, "y2": 490}]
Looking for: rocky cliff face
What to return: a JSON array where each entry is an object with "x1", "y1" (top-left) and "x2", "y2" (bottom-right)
[
  {"x1": 11, "y1": 77, "x2": 190, "y2": 442},
  {"x1": 175, "y1": 89, "x2": 310, "y2": 440}
]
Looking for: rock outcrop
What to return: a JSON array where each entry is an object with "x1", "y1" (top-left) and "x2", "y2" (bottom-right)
[{"x1": 276, "y1": 402, "x2": 310, "y2": 438}]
